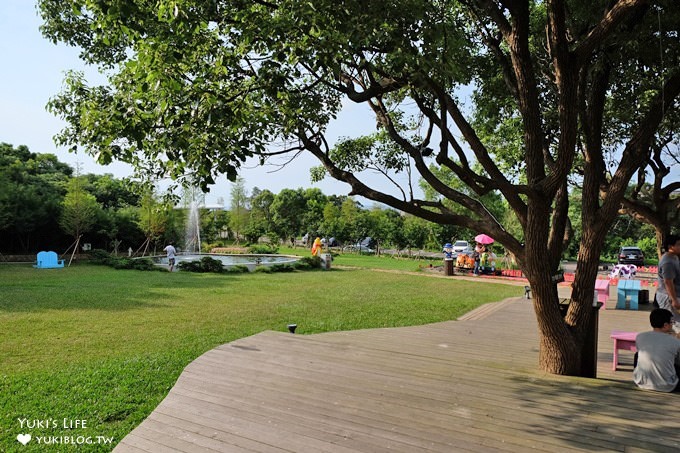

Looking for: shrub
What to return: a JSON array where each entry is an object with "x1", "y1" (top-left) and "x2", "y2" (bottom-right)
[
  {"x1": 178, "y1": 256, "x2": 224, "y2": 273},
  {"x1": 90, "y1": 250, "x2": 160, "y2": 271},
  {"x1": 248, "y1": 244, "x2": 279, "y2": 254},
  {"x1": 268, "y1": 264, "x2": 296, "y2": 273},
  {"x1": 202, "y1": 241, "x2": 226, "y2": 252},
  {"x1": 294, "y1": 256, "x2": 322, "y2": 270},
  {"x1": 637, "y1": 237, "x2": 657, "y2": 262},
  {"x1": 225, "y1": 265, "x2": 250, "y2": 274},
  {"x1": 253, "y1": 266, "x2": 272, "y2": 273},
  {"x1": 108, "y1": 257, "x2": 157, "y2": 271},
  {"x1": 89, "y1": 249, "x2": 113, "y2": 264}
]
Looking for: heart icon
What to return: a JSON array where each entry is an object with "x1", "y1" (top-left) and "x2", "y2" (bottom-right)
[{"x1": 17, "y1": 433, "x2": 32, "y2": 445}]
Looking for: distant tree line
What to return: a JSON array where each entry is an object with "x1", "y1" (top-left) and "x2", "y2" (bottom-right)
[{"x1": 0, "y1": 143, "x2": 669, "y2": 260}]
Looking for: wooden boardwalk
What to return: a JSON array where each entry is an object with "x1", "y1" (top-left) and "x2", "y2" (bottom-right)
[{"x1": 115, "y1": 296, "x2": 680, "y2": 452}]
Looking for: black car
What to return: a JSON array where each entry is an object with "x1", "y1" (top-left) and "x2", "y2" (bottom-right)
[{"x1": 618, "y1": 246, "x2": 644, "y2": 266}]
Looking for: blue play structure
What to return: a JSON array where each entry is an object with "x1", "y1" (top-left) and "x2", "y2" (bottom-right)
[{"x1": 34, "y1": 251, "x2": 64, "y2": 269}]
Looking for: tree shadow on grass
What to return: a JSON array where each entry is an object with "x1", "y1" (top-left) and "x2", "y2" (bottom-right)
[
  {"x1": 0, "y1": 267, "x2": 258, "y2": 313},
  {"x1": 3, "y1": 265, "x2": 362, "y2": 314}
]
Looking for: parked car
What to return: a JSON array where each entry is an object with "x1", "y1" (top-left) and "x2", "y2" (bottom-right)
[
  {"x1": 452, "y1": 240, "x2": 472, "y2": 255},
  {"x1": 320, "y1": 237, "x2": 340, "y2": 247},
  {"x1": 343, "y1": 237, "x2": 376, "y2": 253},
  {"x1": 360, "y1": 237, "x2": 376, "y2": 248},
  {"x1": 343, "y1": 244, "x2": 375, "y2": 253},
  {"x1": 618, "y1": 246, "x2": 644, "y2": 266}
]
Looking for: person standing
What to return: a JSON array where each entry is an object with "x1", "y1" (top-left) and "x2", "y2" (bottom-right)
[
  {"x1": 633, "y1": 308, "x2": 680, "y2": 392},
  {"x1": 311, "y1": 237, "x2": 322, "y2": 257},
  {"x1": 472, "y1": 244, "x2": 483, "y2": 275},
  {"x1": 656, "y1": 234, "x2": 680, "y2": 323},
  {"x1": 163, "y1": 243, "x2": 177, "y2": 272}
]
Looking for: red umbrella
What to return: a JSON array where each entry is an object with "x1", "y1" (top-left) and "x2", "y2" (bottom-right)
[{"x1": 474, "y1": 234, "x2": 495, "y2": 245}]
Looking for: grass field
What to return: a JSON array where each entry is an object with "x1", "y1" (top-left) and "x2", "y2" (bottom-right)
[{"x1": 0, "y1": 261, "x2": 521, "y2": 451}]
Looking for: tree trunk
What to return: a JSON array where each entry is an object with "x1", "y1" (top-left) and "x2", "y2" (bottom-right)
[
  {"x1": 655, "y1": 227, "x2": 667, "y2": 260},
  {"x1": 532, "y1": 280, "x2": 581, "y2": 375},
  {"x1": 523, "y1": 194, "x2": 582, "y2": 375}
]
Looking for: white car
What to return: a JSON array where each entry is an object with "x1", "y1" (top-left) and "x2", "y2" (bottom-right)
[{"x1": 453, "y1": 240, "x2": 472, "y2": 254}]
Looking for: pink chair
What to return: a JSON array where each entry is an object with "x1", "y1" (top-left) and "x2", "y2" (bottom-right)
[
  {"x1": 594, "y1": 279, "x2": 610, "y2": 308},
  {"x1": 610, "y1": 331, "x2": 637, "y2": 370}
]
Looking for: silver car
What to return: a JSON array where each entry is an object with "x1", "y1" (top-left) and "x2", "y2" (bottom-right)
[{"x1": 453, "y1": 240, "x2": 472, "y2": 255}]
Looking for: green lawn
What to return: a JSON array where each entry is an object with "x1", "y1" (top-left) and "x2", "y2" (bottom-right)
[
  {"x1": 279, "y1": 246, "x2": 443, "y2": 270},
  {"x1": 0, "y1": 262, "x2": 521, "y2": 451}
]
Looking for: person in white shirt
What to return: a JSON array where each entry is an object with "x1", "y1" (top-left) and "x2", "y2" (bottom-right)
[
  {"x1": 633, "y1": 308, "x2": 680, "y2": 392},
  {"x1": 163, "y1": 244, "x2": 177, "y2": 272}
]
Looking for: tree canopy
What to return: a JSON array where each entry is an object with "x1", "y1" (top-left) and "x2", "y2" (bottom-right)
[
  {"x1": 0, "y1": 143, "x2": 71, "y2": 251},
  {"x1": 40, "y1": 0, "x2": 680, "y2": 375}
]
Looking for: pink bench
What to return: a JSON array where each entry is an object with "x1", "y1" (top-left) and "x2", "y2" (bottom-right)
[
  {"x1": 595, "y1": 279, "x2": 610, "y2": 308},
  {"x1": 610, "y1": 331, "x2": 637, "y2": 370}
]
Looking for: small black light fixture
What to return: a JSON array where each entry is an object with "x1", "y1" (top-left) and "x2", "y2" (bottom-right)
[
  {"x1": 287, "y1": 324, "x2": 297, "y2": 334},
  {"x1": 524, "y1": 286, "x2": 531, "y2": 299}
]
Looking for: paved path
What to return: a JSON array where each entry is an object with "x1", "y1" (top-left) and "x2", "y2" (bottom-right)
[{"x1": 114, "y1": 289, "x2": 680, "y2": 452}]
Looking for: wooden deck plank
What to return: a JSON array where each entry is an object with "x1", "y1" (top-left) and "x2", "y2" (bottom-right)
[
  {"x1": 167, "y1": 392, "x2": 466, "y2": 453},
  {"x1": 137, "y1": 417, "x2": 256, "y2": 453},
  {"x1": 158, "y1": 394, "x2": 406, "y2": 453},
  {"x1": 114, "y1": 297, "x2": 680, "y2": 452},
  {"x1": 111, "y1": 440, "x2": 153, "y2": 453},
  {"x1": 171, "y1": 372, "x2": 611, "y2": 452},
  {"x1": 177, "y1": 349, "x2": 668, "y2": 451},
  {"x1": 115, "y1": 433, "x2": 183, "y2": 453},
  {"x1": 147, "y1": 412, "x2": 283, "y2": 453}
]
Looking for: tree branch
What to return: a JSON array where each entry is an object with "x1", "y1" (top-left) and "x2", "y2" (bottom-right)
[
  {"x1": 574, "y1": 0, "x2": 651, "y2": 63},
  {"x1": 601, "y1": 71, "x2": 680, "y2": 218}
]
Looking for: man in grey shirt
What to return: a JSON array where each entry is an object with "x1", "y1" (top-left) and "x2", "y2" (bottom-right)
[
  {"x1": 633, "y1": 308, "x2": 680, "y2": 392},
  {"x1": 656, "y1": 234, "x2": 680, "y2": 323}
]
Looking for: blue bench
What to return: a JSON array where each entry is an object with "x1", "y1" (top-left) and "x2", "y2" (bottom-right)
[
  {"x1": 34, "y1": 251, "x2": 64, "y2": 269},
  {"x1": 616, "y1": 280, "x2": 641, "y2": 310}
]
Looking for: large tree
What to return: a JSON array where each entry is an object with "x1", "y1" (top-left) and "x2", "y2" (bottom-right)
[
  {"x1": 0, "y1": 143, "x2": 72, "y2": 252},
  {"x1": 40, "y1": 0, "x2": 680, "y2": 375},
  {"x1": 619, "y1": 135, "x2": 680, "y2": 258}
]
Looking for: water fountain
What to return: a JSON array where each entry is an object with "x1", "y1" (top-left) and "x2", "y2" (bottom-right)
[
  {"x1": 185, "y1": 201, "x2": 201, "y2": 254},
  {"x1": 145, "y1": 198, "x2": 300, "y2": 271}
]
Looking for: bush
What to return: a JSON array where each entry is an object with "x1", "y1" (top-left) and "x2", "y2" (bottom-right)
[
  {"x1": 637, "y1": 237, "x2": 658, "y2": 262},
  {"x1": 112, "y1": 258, "x2": 157, "y2": 271},
  {"x1": 294, "y1": 256, "x2": 322, "y2": 270},
  {"x1": 268, "y1": 264, "x2": 296, "y2": 273},
  {"x1": 248, "y1": 244, "x2": 279, "y2": 254},
  {"x1": 89, "y1": 250, "x2": 160, "y2": 271},
  {"x1": 89, "y1": 249, "x2": 113, "y2": 264},
  {"x1": 225, "y1": 265, "x2": 249, "y2": 274},
  {"x1": 178, "y1": 256, "x2": 224, "y2": 273}
]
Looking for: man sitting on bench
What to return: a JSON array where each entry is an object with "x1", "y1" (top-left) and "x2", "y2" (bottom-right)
[{"x1": 633, "y1": 308, "x2": 680, "y2": 393}]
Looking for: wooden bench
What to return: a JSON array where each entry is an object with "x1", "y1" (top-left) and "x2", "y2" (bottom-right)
[
  {"x1": 616, "y1": 280, "x2": 641, "y2": 310},
  {"x1": 610, "y1": 330, "x2": 637, "y2": 370},
  {"x1": 594, "y1": 279, "x2": 610, "y2": 308}
]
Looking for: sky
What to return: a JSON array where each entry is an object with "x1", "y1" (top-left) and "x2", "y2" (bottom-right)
[{"x1": 0, "y1": 1, "x2": 397, "y2": 207}]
